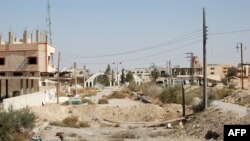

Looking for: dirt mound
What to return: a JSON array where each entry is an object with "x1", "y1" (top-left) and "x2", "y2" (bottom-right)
[
  {"x1": 182, "y1": 108, "x2": 250, "y2": 140},
  {"x1": 222, "y1": 89, "x2": 250, "y2": 107},
  {"x1": 32, "y1": 103, "x2": 168, "y2": 127},
  {"x1": 99, "y1": 104, "x2": 165, "y2": 123}
]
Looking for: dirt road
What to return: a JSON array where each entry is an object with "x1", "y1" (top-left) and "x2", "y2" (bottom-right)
[{"x1": 212, "y1": 100, "x2": 249, "y2": 116}]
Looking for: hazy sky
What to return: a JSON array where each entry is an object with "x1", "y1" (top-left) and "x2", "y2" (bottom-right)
[{"x1": 0, "y1": 0, "x2": 250, "y2": 73}]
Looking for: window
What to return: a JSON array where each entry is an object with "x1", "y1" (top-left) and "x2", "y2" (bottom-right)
[
  {"x1": 211, "y1": 72, "x2": 215, "y2": 75},
  {"x1": 13, "y1": 72, "x2": 23, "y2": 76},
  {"x1": 210, "y1": 67, "x2": 215, "y2": 70},
  {"x1": 28, "y1": 57, "x2": 37, "y2": 65},
  {"x1": 0, "y1": 58, "x2": 5, "y2": 65}
]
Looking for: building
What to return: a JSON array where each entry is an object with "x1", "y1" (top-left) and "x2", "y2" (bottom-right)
[
  {"x1": 207, "y1": 64, "x2": 234, "y2": 79},
  {"x1": 171, "y1": 56, "x2": 233, "y2": 84},
  {"x1": 0, "y1": 30, "x2": 55, "y2": 99}
]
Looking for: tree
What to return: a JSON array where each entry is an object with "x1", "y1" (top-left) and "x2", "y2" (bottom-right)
[
  {"x1": 126, "y1": 71, "x2": 134, "y2": 82},
  {"x1": 226, "y1": 67, "x2": 238, "y2": 78},
  {"x1": 96, "y1": 64, "x2": 111, "y2": 86},
  {"x1": 151, "y1": 68, "x2": 160, "y2": 81},
  {"x1": 121, "y1": 68, "x2": 125, "y2": 84},
  {"x1": 104, "y1": 64, "x2": 111, "y2": 76}
]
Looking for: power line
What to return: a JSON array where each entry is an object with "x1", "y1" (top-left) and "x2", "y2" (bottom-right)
[
  {"x1": 210, "y1": 28, "x2": 250, "y2": 35},
  {"x1": 61, "y1": 40, "x2": 202, "y2": 65},
  {"x1": 120, "y1": 40, "x2": 202, "y2": 62},
  {"x1": 62, "y1": 29, "x2": 202, "y2": 58}
]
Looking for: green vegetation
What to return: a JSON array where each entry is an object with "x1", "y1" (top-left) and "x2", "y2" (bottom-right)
[
  {"x1": 0, "y1": 107, "x2": 36, "y2": 141},
  {"x1": 150, "y1": 68, "x2": 160, "y2": 81},
  {"x1": 126, "y1": 71, "x2": 134, "y2": 82},
  {"x1": 160, "y1": 86, "x2": 183, "y2": 104}
]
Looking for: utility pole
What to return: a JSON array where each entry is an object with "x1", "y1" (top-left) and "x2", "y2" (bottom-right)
[
  {"x1": 186, "y1": 52, "x2": 194, "y2": 84},
  {"x1": 203, "y1": 8, "x2": 208, "y2": 110},
  {"x1": 56, "y1": 52, "x2": 60, "y2": 104},
  {"x1": 236, "y1": 43, "x2": 244, "y2": 90},
  {"x1": 74, "y1": 62, "x2": 77, "y2": 95},
  {"x1": 113, "y1": 62, "x2": 122, "y2": 86}
]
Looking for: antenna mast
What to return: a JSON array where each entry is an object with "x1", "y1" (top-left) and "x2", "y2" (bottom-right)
[{"x1": 46, "y1": 0, "x2": 53, "y2": 44}]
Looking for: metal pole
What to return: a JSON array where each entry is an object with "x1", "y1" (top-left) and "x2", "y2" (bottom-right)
[
  {"x1": 237, "y1": 43, "x2": 244, "y2": 90},
  {"x1": 56, "y1": 52, "x2": 60, "y2": 104},
  {"x1": 241, "y1": 43, "x2": 244, "y2": 90},
  {"x1": 74, "y1": 62, "x2": 77, "y2": 94},
  {"x1": 203, "y1": 8, "x2": 208, "y2": 110}
]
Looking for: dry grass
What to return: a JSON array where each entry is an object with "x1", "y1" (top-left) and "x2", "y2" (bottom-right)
[
  {"x1": 50, "y1": 115, "x2": 90, "y2": 128},
  {"x1": 108, "y1": 91, "x2": 128, "y2": 99},
  {"x1": 98, "y1": 98, "x2": 109, "y2": 104},
  {"x1": 111, "y1": 131, "x2": 140, "y2": 139}
]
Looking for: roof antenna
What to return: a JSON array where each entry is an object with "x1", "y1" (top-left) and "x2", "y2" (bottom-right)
[{"x1": 46, "y1": 0, "x2": 53, "y2": 45}]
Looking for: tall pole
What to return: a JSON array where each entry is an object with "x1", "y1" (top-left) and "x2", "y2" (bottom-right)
[
  {"x1": 56, "y1": 52, "x2": 60, "y2": 104},
  {"x1": 237, "y1": 43, "x2": 244, "y2": 90},
  {"x1": 203, "y1": 8, "x2": 208, "y2": 110},
  {"x1": 186, "y1": 52, "x2": 194, "y2": 84},
  {"x1": 74, "y1": 62, "x2": 77, "y2": 95}
]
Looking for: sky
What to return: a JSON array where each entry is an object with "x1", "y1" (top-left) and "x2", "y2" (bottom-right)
[{"x1": 0, "y1": 0, "x2": 250, "y2": 73}]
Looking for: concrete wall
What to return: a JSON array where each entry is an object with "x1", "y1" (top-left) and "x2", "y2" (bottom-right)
[
  {"x1": 3, "y1": 89, "x2": 56, "y2": 110},
  {"x1": 0, "y1": 78, "x2": 40, "y2": 98}
]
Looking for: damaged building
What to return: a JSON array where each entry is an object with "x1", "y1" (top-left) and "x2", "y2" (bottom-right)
[{"x1": 0, "y1": 30, "x2": 56, "y2": 100}]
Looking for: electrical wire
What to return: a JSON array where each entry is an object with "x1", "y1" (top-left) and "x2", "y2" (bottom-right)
[
  {"x1": 62, "y1": 29, "x2": 202, "y2": 58},
  {"x1": 210, "y1": 28, "x2": 250, "y2": 35}
]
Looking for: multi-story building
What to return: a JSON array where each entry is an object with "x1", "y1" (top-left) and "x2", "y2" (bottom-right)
[
  {"x1": 172, "y1": 56, "x2": 233, "y2": 83},
  {"x1": 207, "y1": 64, "x2": 234, "y2": 79},
  {"x1": 0, "y1": 30, "x2": 55, "y2": 99}
]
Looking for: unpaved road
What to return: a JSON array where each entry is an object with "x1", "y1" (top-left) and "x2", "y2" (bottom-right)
[
  {"x1": 212, "y1": 100, "x2": 249, "y2": 116},
  {"x1": 90, "y1": 86, "x2": 120, "y2": 103}
]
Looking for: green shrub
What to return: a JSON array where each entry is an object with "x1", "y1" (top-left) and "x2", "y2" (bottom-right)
[
  {"x1": 160, "y1": 86, "x2": 182, "y2": 104},
  {"x1": 0, "y1": 107, "x2": 36, "y2": 141}
]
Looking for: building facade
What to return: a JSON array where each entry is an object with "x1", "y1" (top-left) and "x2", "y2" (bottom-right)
[{"x1": 0, "y1": 30, "x2": 55, "y2": 99}]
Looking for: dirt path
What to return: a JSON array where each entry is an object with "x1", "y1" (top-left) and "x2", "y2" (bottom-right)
[
  {"x1": 90, "y1": 86, "x2": 120, "y2": 103},
  {"x1": 212, "y1": 100, "x2": 249, "y2": 116}
]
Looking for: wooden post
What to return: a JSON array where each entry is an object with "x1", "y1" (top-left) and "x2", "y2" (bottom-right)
[{"x1": 182, "y1": 83, "x2": 186, "y2": 117}]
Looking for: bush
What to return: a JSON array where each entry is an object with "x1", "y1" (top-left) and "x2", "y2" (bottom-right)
[
  {"x1": 62, "y1": 116, "x2": 79, "y2": 128},
  {"x1": 208, "y1": 88, "x2": 233, "y2": 99},
  {"x1": 81, "y1": 98, "x2": 94, "y2": 104},
  {"x1": 98, "y1": 98, "x2": 109, "y2": 104},
  {"x1": 205, "y1": 130, "x2": 220, "y2": 140},
  {"x1": 128, "y1": 81, "x2": 140, "y2": 92},
  {"x1": 0, "y1": 107, "x2": 36, "y2": 141},
  {"x1": 108, "y1": 91, "x2": 127, "y2": 99},
  {"x1": 50, "y1": 116, "x2": 90, "y2": 128},
  {"x1": 160, "y1": 86, "x2": 182, "y2": 104},
  {"x1": 192, "y1": 100, "x2": 205, "y2": 113}
]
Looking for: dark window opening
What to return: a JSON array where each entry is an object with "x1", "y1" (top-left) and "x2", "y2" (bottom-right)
[
  {"x1": 13, "y1": 72, "x2": 23, "y2": 76},
  {"x1": 0, "y1": 58, "x2": 5, "y2": 65},
  {"x1": 28, "y1": 57, "x2": 37, "y2": 65},
  {"x1": 0, "y1": 72, "x2": 5, "y2": 76}
]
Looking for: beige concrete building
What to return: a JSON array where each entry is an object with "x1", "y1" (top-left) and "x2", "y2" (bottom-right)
[
  {"x1": 0, "y1": 30, "x2": 55, "y2": 99},
  {"x1": 207, "y1": 64, "x2": 233, "y2": 79}
]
